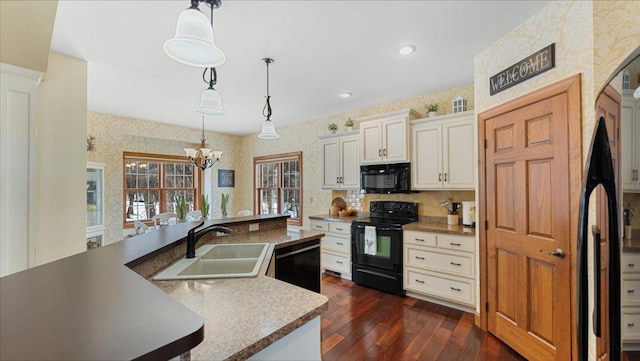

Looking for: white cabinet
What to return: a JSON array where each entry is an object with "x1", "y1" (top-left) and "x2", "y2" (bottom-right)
[
  {"x1": 622, "y1": 90, "x2": 640, "y2": 191},
  {"x1": 320, "y1": 132, "x2": 359, "y2": 189},
  {"x1": 86, "y1": 162, "x2": 106, "y2": 249},
  {"x1": 358, "y1": 109, "x2": 420, "y2": 164},
  {"x1": 411, "y1": 111, "x2": 475, "y2": 190},
  {"x1": 403, "y1": 230, "x2": 476, "y2": 312},
  {"x1": 310, "y1": 219, "x2": 352, "y2": 279},
  {"x1": 623, "y1": 253, "x2": 640, "y2": 348}
]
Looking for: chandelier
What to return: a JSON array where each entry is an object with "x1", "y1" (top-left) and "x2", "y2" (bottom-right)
[{"x1": 184, "y1": 116, "x2": 223, "y2": 171}]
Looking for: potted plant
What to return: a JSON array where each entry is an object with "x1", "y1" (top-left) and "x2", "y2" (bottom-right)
[
  {"x1": 426, "y1": 103, "x2": 439, "y2": 117},
  {"x1": 201, "y1": 194, "x2": 210, "y2": 220},
  {"x1": 174, "y1": 195, "x2": 187, "y2": 222},
  {"x1": 328, "y1": 122, "x2": 338, "y2": 134},
  {"x1": 344, "y1": 118, "x2": 354, "y2": 131},
  {"x1": 221, "y1": 193, "x2": 229, "y2": 217}
]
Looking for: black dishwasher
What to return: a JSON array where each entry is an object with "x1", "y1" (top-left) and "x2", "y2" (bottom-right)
[{"x1": 275, "y1": 239, "x2": 321, "y2": 293}]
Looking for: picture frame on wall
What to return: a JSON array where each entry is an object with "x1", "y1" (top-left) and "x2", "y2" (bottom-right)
[{"x1": 218, "y1": 169, "x2": 235, "y2": 187}]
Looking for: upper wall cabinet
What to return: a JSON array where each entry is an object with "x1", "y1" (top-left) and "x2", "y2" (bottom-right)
[
  {"x1": 358, "y1": 109, "x2": 420, "y2": 164},
  {"x1": 622, "y1": 90, "x2": 640, "y2": 192},
  {"x1": 411, "y1": 111, "x2": 475, "y2": 190},
  {"x1": 320, "y1": 131, "x2": 360, "y2": 189}
]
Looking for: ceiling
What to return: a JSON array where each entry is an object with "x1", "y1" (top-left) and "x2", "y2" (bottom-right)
[{"x1": 50, "y1": 0, "x2": 550, "y2": 136}]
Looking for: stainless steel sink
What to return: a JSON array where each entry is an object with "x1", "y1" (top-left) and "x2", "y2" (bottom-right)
[{"x1": 153, "y1": 243, "x2": 269, "y2": 280}]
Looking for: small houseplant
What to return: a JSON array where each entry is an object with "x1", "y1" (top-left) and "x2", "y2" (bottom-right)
[
  {"x1": 328, "y1": 122, "x2": 338, "y2": 133},
  {"x1": 426, "y1": 103, "x2": 439, "y2": 117},
  {"x1": 344, "y1": 118, "x2": 354, "y2": 131},
  {"x1": 175, "y1": 195, "x2": 187, "y2": 221},
  {"x1": 201, "y1": 194, "x2": 210, "y2": 219},
  {"x1": 221, "y1": 193, "x2": 229, "y2": 217}
]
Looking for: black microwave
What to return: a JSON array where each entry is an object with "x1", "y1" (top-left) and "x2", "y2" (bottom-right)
[{"x1": 360, "y1": 163, "x2": 412, "y2": 194}]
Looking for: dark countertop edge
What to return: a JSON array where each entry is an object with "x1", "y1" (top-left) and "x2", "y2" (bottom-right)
[
  {"x1": 0, "y1": 214, "x2": 289, "y2": 361},
  {"x1": 308, "y1": 213, "x2": 368, "y2": 222}
]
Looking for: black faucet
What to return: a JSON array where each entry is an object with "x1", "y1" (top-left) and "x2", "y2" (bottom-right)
[{"x1": 186, "y1": 221, "x2": 232, "y2": 258}]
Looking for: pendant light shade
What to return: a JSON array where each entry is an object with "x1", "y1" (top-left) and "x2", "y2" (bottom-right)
[
  {"x1": 196, "y1": 88, "x2": 225, "y2": 115},
  {"x1": 257, "y1": 58, "x2": 279, "y2": 139},
  {"x1": 258, "y1": 119, "x2": 279, "y2": 139},
  {"x1": 163, "y1": 7, "x2": 225, "y2": 67}
]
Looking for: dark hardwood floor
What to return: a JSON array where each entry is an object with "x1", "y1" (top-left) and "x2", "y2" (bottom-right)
[
  {"x1": 320, "y1": 274, "x2": 525, "y2": 361},
  {"x1": 320, "y1": 274, "x2": 640, "y2": 360}
]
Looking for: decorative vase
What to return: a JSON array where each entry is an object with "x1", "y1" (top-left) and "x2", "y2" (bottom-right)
[
  {"x1": 447, "y1": 212, "x2": 459, "y2": 225},
  {"x1": 347, "y1": 126, "x2": 353, "y2": 131},
  {"x1": 429, "y1": 111, "x2": 437, "y2": 118},
  {"x1": 330, "y1": 129, "x2": 336, "y2": 134}
]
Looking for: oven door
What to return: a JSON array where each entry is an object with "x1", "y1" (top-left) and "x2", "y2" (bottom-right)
[{"x1": 351, "y1": 223, "x2": 403, "y2": 273}]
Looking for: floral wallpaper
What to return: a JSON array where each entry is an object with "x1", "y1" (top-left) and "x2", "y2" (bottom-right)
[
  {"x1": 87, "y1": 112, "x2": 241, "y2": 244},
  {"x1": 233, "y1": 84, "x2": 475, "y2": 229}
]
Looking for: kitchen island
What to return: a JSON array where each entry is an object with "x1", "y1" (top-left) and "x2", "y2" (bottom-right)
[{"x1": 0, "y1": 214, "x2": 327, "y2": 360}]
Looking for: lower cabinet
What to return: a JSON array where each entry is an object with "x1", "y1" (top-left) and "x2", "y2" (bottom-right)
[
  {"x1": 310, "y1": 219, "x2": 352, "y2": 280},
  {"x1": 623, "y1": 253, "x2": 640, "y2": 350},
  {"x1": 403, "y1": 230, "x2": 476, "y2": 312}
]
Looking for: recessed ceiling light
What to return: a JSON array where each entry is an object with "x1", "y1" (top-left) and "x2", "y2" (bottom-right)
[
  {"x1": 398, "y1": 45, "x2": 416, "y2": 56},
  {"x1": 340, "y1": 92, "x2": 353, "y2": 98}
]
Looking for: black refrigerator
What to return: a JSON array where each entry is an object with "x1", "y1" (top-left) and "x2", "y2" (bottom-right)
[{"x1": 577, "y1": 117, "x2": 621, "y2": 360}]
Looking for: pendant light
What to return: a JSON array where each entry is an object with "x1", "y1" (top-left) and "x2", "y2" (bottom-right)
[
  {"x1": 196, "y1": 67, "x2": 225, "y2": 115},
  {"x1": 163, "y1": 0, "x2": 225, "y2": 68},
  {"x1": 184, "y1": 116, "x2": 223, "y2": 171},
  {"x1": 258, "y1": 58, "x2": 280, "y2": 139}
]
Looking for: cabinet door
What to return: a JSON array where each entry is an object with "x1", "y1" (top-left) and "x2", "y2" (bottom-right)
[
  {"x1": 635, "y1": 99, "x2": 640, "y2": 190},
  {"x1": 340, "y1": 137, "x2": 360, "y2": 188},
  {"x1": 382, "y1": 117, "x2": 409, "y2": 162},
  {"x1": 443, "y1": 119, "x2": 475, "y2": 189},
  {"x1": 622, "y1": 99, "x2": 635, "y2": 190},
  {"x1": 321, "y1": 140, "x2": 340, "y2": 189},
  {"x1": 412, "y1": 124, "x2": 442, "y2": 189},
  {"x1": 360, "y1": 122, "x2": 382, "y2": 164}
]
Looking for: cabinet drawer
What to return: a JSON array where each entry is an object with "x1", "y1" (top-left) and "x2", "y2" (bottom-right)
[
  {"x1": 623, "y1": 254, "x2": 640, "y2": 273},
  {"x1": 623, "y1": 309, "x2": 640, "y2": 339},
  {"x1": 624, "y1": 278, "x2": 640, "y2": 305},
  {"x1": 310, "y1": 219, "x2": 329, "y2": 232},
  {"x1": 404, "y1": 230, "x2": 436, "y2": 247},
  {"x1": 322, "y1": 251, "x2": 350, "y2": 274},
  {"x1": 405, "y1": 269, "x2": 474, "y2": 306},
  {"x1": 322, "y1": 235, "x2": 350, "y2": 253},
  {"x1": 405, "y1": 247, "x2": 474, "y2": 278},
  {"x1": 437, "y1": 234, "x2": 474, "y2": 253},
  {"x1": 329, "y1": 222, "x2": 351, "y2": 235}
]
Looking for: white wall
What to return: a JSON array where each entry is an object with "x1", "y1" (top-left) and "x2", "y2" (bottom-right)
[{"x1": 35, "y1": 52, "x2": 87, "y2": 265}]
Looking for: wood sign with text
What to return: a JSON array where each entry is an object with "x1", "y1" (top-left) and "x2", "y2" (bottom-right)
[{"x1": 490, "y1": 43, "x2": 555, "y2": 95}]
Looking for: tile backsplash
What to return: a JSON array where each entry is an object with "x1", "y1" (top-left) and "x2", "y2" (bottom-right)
[{"x1": 332, "y1": 190, "x2": 475, "y2": 217}]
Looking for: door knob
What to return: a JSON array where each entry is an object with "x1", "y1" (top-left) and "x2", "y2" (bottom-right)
[{"x1": 539, "y1": 248, "x2": 565, "y2": 259}]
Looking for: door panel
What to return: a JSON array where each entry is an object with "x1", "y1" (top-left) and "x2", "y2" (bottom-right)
[{"x1": 486, "y1": 94, "x2": 572, "y2": 361}]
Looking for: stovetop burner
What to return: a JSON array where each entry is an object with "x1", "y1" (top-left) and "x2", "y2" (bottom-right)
[{"x1": 352, "y1": 201, "x2": 418, "y2": 226}]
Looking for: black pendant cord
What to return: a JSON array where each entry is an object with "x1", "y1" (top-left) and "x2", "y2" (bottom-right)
[
  {"x1": 202, "y1": 67, "x2": 217, "y2": 89},
  {"x1": 263, "y1": 58, "x2": 273, "y2": 120}
]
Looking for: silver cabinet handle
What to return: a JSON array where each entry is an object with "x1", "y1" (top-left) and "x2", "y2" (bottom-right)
[{"x1": 540, "y1": 248, "x2": 565, "y2": 259}]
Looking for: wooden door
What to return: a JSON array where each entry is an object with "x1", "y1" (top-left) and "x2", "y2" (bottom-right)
[
  {"x1": 595, "y1": 85, "x2": 621, "y2": 361},
  {"x1": 482, "y1": 77, "x2": 581, "y2": 361}
]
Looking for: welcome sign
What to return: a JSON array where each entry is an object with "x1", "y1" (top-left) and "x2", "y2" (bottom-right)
[{"x1": 490, "y1": 44, "x2": 555, "y2": 95}]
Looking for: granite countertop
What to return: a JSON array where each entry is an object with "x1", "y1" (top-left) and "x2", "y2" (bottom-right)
[
  {"x1": 309, "y1": 212, "x2": 368, "y2": 222},
  {"x1": 623, "y1": 237, "x2": 640, "y2": 253},
  {"x1": 403, "y1": 220, "x2": 476, "y2": 236},
  {"x1": 154, "y1": 228, "x2": 328, "y2": 361},
  {"x1": 0, "y1": 214, "x2": 327, "y2": 361}
]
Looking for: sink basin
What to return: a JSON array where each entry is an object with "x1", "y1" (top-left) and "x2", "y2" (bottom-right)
[{"x1": 153, "y1": 243, "x2": 269, "y2": 280}]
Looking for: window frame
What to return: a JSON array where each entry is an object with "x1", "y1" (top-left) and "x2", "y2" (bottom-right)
[
  {"x1": 253, "y1": 151, "x2": 303, "y2": 226},
  {"x1": 123, "y1": 151, "x2": 201, "y2": 228}
]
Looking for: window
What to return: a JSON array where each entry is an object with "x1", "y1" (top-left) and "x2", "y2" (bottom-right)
[
  {"x1": 123, "y1": 152, "x2": 201, "y2": 226},
  {"x1": 254, "y1": 152, "x2": 302, "y2": 226}
]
